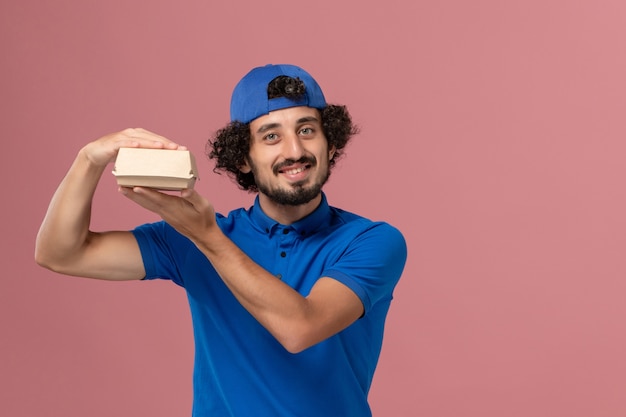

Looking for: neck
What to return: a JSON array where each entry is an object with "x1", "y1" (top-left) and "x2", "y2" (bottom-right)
[{"x1": 257, "y1": 193, "x2": 322, "y2": 225}]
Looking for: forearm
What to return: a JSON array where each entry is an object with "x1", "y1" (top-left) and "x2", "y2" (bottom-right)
[
  {"x1": 195, "y1": 228, "x2": 314, "y2": 351},
  {"x1": 35, "y1": 149, "x2": 105, "y2": 268},
  {"x1": 193, "y1": 227, "x2": 362, "y2": 353}
]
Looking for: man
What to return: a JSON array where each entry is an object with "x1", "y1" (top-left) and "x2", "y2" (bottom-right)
[{"x1": 36, "y1": 64, "x2": 407, "y2": 417}]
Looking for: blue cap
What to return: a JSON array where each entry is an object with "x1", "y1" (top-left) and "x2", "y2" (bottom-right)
[{"x1": 229, "y1": 64, "x2": 327, "y2": 123}]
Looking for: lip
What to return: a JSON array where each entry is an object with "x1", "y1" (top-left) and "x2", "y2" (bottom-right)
[{"x1": 277, "y1": 163, "x2": 311, "y2": 182}]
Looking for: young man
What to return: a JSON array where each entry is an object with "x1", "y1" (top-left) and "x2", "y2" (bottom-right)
[{"x1": 36, "y1": 64, "x2": 407, "y2": 417}]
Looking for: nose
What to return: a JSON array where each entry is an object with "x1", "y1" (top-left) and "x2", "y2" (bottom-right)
[{"x1": 282, "y1": 132, "x2": 306, "y2": 160}]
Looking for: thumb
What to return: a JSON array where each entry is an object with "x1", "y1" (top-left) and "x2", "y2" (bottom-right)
[{"x1": 180, "y1": 188, "x2": 207, "y2": 210}]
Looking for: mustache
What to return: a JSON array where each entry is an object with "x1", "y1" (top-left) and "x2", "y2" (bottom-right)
[{"x1": 273, "y1": 156, "x2": 317, "y2": 175}]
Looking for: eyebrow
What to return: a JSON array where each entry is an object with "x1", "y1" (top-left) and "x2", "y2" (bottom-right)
[
  {"x1": 255, "y1": 116, "x2": 321, "y2": 134},
  {"x1": 296, "y1": 116, "x2": 321, "y2": 125},
  {"x1": 256, "y1": 123, "x2": 281, "y2": 134}
]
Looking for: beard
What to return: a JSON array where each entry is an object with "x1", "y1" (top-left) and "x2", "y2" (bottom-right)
[{"x1": 251, "y1": 157, "x2": 330, "y2": 206}]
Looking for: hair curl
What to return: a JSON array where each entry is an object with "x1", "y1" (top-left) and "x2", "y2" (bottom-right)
[{"x1": 207, "y1": 76, "x2": 358, "y2": 192}]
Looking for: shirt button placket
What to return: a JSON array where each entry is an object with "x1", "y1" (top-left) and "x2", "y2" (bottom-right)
[
  {"x1": 276, "y1": 227, "x2": 294, "y2": 280},
  {"x1": 279, "y1": 228, "x2": 290, "y2": 259}
]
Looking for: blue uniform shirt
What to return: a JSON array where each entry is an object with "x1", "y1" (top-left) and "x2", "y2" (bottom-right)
[{"x1": 132, "y1": 194, "x2": 407, "y2": 417}]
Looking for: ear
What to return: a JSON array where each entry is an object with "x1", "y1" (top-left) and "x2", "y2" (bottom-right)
[
  {"x1": 238, "y1": 158, "x2": 252, "y2": 174},
  {"x1": 329, "y1": 145, "x2": 336, "y2": 160}
]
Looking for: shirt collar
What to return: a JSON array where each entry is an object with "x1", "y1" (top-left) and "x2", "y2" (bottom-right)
[{"x1": 249, "y1": 193, "x2": 332, "y2": 237}]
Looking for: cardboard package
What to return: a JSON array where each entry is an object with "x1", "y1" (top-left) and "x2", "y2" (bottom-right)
[{"x1": 112, "y1": 148, "x2": 199, "y2": 190}]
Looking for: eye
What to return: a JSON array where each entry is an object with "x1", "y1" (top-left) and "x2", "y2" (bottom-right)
[
  {"x1": 263, "y1": 133, "x2": 279, "y2": 142},
  {"x1": 299, "y1": 127, "x2": 314, "y2": 136}
]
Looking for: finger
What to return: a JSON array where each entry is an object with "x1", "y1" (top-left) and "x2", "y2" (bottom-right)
[
  {"x1": 120, "y1": 186, "x2": 174, "y2": 214},
  {"x1": 118, "y1": 128, "x2": 187, "y2": 150}
]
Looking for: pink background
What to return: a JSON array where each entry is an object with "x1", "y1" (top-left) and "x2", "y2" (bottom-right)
[{"x1": 2, "y1": 1, "x2": 626, "y2": 416}]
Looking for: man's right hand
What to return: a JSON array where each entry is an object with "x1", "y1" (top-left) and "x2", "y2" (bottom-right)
[{"x1": 80, "y1": 128, "x2": 187, "y2": 167}]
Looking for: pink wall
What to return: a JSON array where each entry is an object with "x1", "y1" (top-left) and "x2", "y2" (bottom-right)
[{"x1": 2, "y1": 1, "x2": 626, "y2": 416}]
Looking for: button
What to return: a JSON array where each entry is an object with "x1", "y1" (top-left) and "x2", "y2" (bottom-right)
[
  {"x1": 275, "y1": 274, "x2": 282, "y2": 280},
  {"x1": 283, "y1": 229, "x2": 289, "y2": 234},
  {"x1": 280, "y1": 251, "x2": 286, "y2": 258}
]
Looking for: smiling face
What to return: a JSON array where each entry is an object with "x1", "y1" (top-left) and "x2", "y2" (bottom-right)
[{"x1": 242, "y1": 106, "x2": 335, "y2": 209}]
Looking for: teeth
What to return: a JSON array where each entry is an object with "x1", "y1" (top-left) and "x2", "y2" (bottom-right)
[{"x1": 284, "y1": 167, "x2": 306, "y2": 175}]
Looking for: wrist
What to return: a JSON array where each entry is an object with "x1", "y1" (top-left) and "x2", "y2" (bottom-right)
[
  {"x1": 73, "y1": 147, "x2": 109, "y2": 180},
  {"x1": 194, "y1": 224, "x2": 230, "y2": 257},
  {"x1": 78, "y1": 145, "x2": 110, "y2": 169}
]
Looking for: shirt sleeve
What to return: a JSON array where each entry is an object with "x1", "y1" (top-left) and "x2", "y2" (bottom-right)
[
  {"x1": 322, "y1": 222, "x2": 407, "y2": 313},
  {"x1": 132, "y1": 221, "x2": 193, "y2": 287}
]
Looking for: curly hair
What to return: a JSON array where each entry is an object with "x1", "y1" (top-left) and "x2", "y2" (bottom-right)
[{"x1": 207, "y1": 76, "x2": 358, "y2": 192}]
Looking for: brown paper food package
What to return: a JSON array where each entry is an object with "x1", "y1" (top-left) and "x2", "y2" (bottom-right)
[{"x1": 112, "y1": 148, "x2": 199, "y2": 190}]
